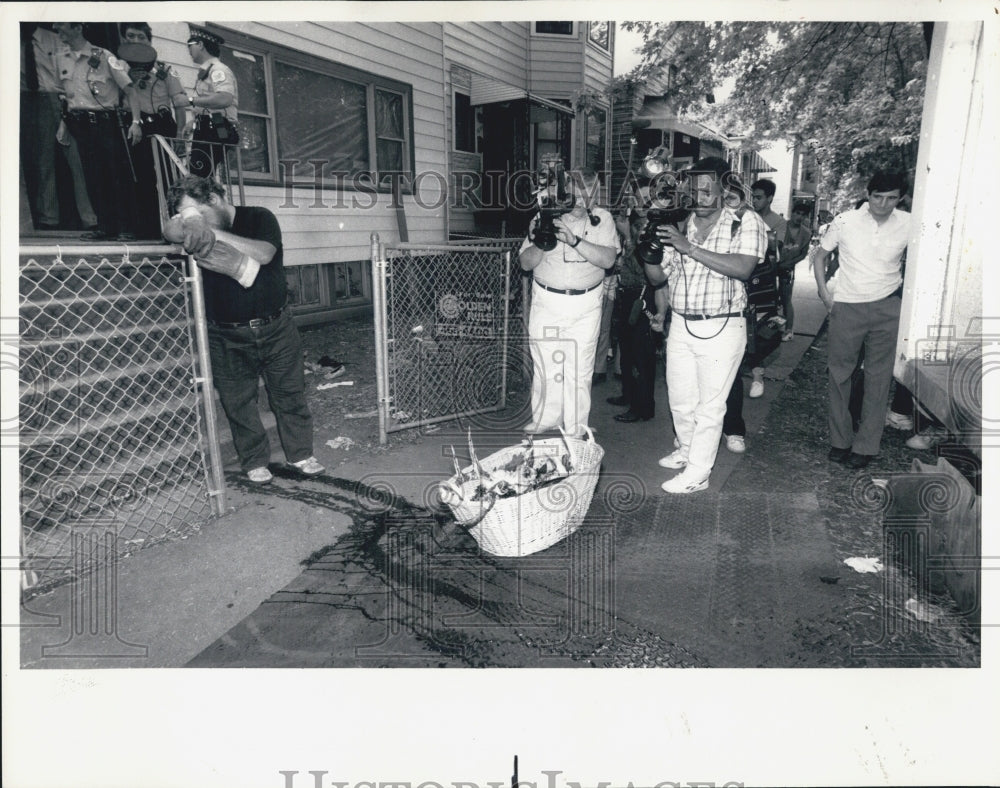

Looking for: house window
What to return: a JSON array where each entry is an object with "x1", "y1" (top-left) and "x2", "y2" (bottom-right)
[
  {"x1": 454, "y1": 91, "x2": 482, "y2": 154},
  {"x1": 588, "y1": 22, "x2": 611, "y2": 51},
  {"x1": 208, "y1": 25, "x2": 413, "y2": 189},
  {"x1": 533, "y1": 22, "x2": 575, "y2": 36}
]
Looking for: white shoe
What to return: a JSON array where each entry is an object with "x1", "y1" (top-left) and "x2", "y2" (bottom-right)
[
  {"x1": 781, "y1": 330, "x2": 794, "y2": 342},
  {"x1": 906, "y1": 428, "x2": 946, "y2": 450},
  {"x1": 288, "y1": 456, "x2": 325, "y2": 476},
  {"x1": 247, "y1": 466, "x2": 273, "y2": 484},
  {"x1": 749, "y1": 380, "x2": 764, "y2": 398},
  {"x1": 661, "y1": 471, "x2": 710, "y2": 494},
  {"x1": 658, "y1": 449, "x2": 688, "y2": 469},
  {"x1": 724, "y1": 434, "x2": 746, "y2": 453},
  {"x1": 885, "y1": 411, "x2": 914, "y2": 430}
]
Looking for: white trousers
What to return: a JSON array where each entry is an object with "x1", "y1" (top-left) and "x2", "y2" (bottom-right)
[
  {"x1": 666, "y1": 316, "x2": 746, "y2": 477},
  {"x1": 527, "y1": 283, "x2": 603, "y2": 435}
]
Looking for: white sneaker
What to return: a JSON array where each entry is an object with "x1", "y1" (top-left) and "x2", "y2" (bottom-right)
[
  {"x1": 749, "y1": 380, "x2": 764, "y2": 398},
  {"x1": 288, "y1": 456, "x2": 325, "y2": 476},
  {"x1": 247, "y1": 466, "x2": 273, "y2": 484},
  {"x1": 781, "y1": 330, "x2": 794, "y2": 342},
  {"x1": 724, "y1": 434, "x2": 746, "y2": 453},
  {"x1": 906, "y1": 428, "x2": 946, "y2": 450},
  {"x1": 661, "y1": 471, "x2": 710, "y2": 494},
  {"x1": 658, "y1": 449, "x2": 688, "y2": 469},
  {"x1": 885, "y1": 411, "x2": 914, "y2": 430}
]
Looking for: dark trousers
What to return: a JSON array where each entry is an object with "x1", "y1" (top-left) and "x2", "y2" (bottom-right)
[
  {"x1": 723, "y1": 373, "x2": 745, "y2": 437},
  {"x1": 191, "y1": 117, "x2": 238, "y2": 179},
  {"x1": 65, "y1": 111, "x2": 135, "y2": 236},
  {"x1": 130, "y1": 112, "x2": 177, "y2": 239},
  {"x1": 207, "y1": 310, "x2": 314, "y2": 471},
  {"x1": 614, "y1": 287, "x2": 657, "y2": 418},
  {"x1": 828, "y1": 295, "x2": 901, "y2": 455}
]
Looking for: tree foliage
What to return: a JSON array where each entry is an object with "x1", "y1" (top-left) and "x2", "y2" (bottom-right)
[{"x1": 621, "y1": 22, "x2": 928, "y2": 207}]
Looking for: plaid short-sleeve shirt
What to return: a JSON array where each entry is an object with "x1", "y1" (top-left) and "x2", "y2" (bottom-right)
[{"x1": 661, "y1": 205, "x2": 766, "y2": 315}]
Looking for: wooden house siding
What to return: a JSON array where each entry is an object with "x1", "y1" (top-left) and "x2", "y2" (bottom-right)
[{"x1": 153, "y1": 21, "x2": 449, "y2": 266}]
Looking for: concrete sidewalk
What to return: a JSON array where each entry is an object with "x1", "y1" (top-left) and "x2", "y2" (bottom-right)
[{"x1": 19, "y1": 263, "x2": 832, "y2": 668}]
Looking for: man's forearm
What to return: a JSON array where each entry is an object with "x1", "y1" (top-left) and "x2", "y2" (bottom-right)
[
  {"x1": 684, "y1": 246, "x2": 758, "y2": 280},
  {"x1": 519, "y1": 244, "x2": 543, "y2": 271},
  {"x1": 192, "y1": 92, "x2": 234, "y2": 110},
  {"x1": 211, "y1": 228, "x2": 277, "y2": 265},
  {"x1": 572, "y1": 238, "x2": 616, "y2": 269}
]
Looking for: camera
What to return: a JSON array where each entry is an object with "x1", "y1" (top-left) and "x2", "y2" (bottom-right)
[
  {"x1": 530, "y1": 155, "x2": 576, "y2": 251},
  {"x1": 634, "y1": 175, "x2": 693, "y2": 265}
]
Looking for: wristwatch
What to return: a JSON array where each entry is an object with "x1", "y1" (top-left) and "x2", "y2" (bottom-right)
[{"x1": 570, "y1": 234, "x2": 581, "y2": 248}]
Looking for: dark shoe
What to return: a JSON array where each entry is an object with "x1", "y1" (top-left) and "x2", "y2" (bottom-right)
[
  {"x1": 607, "y1": 395, "x2": 629, "y2": 406},
  {"x1": 80, "y1": 229, "x2": 109, "y2": 241},
  {"x1": 115, "y1": 232, "x2": 137, "y2": 242},
  {"x1": 592, "y1": 372, "x2": 607, "y2": 384},
  {"x1": 614, "y1": 411, "x2": 652, "y2": 423},
  {"x1": 846, "y1": 452, "x2": 873, "y2": 469},
  {"x1": 827, "y1": 447, "x2": 851, "y2": 463}
]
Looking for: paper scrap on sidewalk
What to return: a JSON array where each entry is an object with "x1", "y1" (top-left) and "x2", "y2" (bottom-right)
[
  {"x1": 316, "y1": 381, "x2": 354, "y2": 390},
  {"x1": 843, "y1": 556, "x2": 883, "y2": 573},
  {"x1": 904, "y1": 598, "x2": 940, "y2": 623},
  {"x1": 344, "y1": 410, "x2": 378, "y2": 419},
  {"x1": 326, "y1": 436, "x2": 356, "y2": 450}
]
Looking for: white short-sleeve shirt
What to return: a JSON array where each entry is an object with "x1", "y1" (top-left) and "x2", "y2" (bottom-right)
[{"x1": 820, "y1": 206, "x2": 911, "y2": 303}]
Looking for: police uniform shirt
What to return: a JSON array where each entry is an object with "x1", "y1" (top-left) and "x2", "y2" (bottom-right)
[
  {"x1": 59, "y1": 42, "x2": 132, "y2": 111},
  {"x1": 194, "y1": 56, "x2": 238, "y2": 122},
  {"x1": 22, "y1": 27, "x2": 62, "y2": 93},
  {"x1": 134, "y1": 62, "x2": 186, "y2": 115}
]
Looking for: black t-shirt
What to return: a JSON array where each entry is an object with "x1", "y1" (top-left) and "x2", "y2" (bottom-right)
[{"x1": 201, "y1": 206, "x2": 288, "y2": 324}]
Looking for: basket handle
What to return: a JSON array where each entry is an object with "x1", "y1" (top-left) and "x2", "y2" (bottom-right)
[
  {"x1": 439, "y1": 480, "x2": 464, "y2": 503},
  {"x1": 557, "y1": 426, "x2": 578, "y2": 468}
]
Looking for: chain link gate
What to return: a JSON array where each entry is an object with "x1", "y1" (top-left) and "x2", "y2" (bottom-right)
[
  {"x1": 18, "y1": 245, "x2": 226, "y2": 592},
  {"x1": 371, "y1": 235, "x2": 521, "y2": 443}
]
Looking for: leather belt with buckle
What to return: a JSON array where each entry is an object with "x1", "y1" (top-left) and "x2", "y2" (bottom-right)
[
  {"x1": 535, "y1": 281, "x2": 602, "y2": 296},
  {"x1": 209, "y1": 308, "x2": 284, "y2": 330},
  {"x1": 675, "y1": 310, "x2": 747, "y2": 321}
]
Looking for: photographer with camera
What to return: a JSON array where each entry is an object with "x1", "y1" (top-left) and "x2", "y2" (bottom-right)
[
  {"x1": 642, "y1": 157, "x2": 766, "y2": 494},
  {"x1": 518, "y1": 163, "x2": 618, "y2": 437}
]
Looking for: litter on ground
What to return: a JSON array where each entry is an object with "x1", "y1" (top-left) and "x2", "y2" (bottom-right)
[
  {"x1": 325, "y1": 437, "x2": 357, "y2": 450},
  {"x1": 316, "y1": 381, "x2": 354, "y2": 390},
  {"x1": 843, "y1": 556, "x2": 884, "y2": 573}
]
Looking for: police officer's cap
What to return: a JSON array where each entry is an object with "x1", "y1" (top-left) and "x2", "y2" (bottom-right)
[
  {"x1": 117, "y1": 42, "x2": 157, "y2": 69},
  {"x1": 187, "y1": 27, "x2": 223, "y2": 48}
]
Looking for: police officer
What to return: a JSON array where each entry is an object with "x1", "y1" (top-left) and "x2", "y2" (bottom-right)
[
  {"x1": 53, "y1": 22, "x2": 142, "y2": 241},
  {"x1": 117, "y1": 22, "x2": 189, "y2": 238},
  {"x1": 182, "y1": 27, "x2": 239, "y2": 179}
]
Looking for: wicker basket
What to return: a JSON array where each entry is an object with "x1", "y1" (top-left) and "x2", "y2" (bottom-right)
[{"x1": 440, "y1": 427, "x2": 604, "y2": 557}]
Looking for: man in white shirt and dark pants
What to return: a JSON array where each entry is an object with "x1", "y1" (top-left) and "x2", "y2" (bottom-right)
[{"x1": 812, "y1": 171, "x2": 912, "y2": 470}]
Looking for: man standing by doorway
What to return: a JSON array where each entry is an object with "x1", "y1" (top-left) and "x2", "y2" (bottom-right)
[
  {"x1": 53, "y1": 21, "x2": 142, "y2": 241},
  {"x1": 182, "y1": 27, "x2": 239, "y2": 180},
  {"x1": 20, "y1": 22, "x2": 97, "y2": 232},
  {"x1": 518, "y1": 167, "x2": 618, "y2": 436},
  {"x1": 812, "y1": 171, "x2": 911, "y2": 469},
  {"x1": 165, "y1": 175, "x2": 323, "y2": 484}
]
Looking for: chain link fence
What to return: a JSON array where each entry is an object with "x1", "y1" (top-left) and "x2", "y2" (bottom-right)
[
  {"x1": 18, "y1": 246, "x2": 225, "y2": 592},
  {"x1": 372, "y1": 236, "x2": 526, "y2": 443}
]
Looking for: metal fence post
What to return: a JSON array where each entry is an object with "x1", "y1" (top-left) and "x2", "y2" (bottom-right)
[
  {"x1": 371, "y1": 233, "x2": 389, "y2": 445},
  {"x1": 184, "y1": 253, "x2": 227, "y2": 515}
]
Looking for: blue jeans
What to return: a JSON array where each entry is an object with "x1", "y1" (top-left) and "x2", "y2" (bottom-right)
[{"x1": 207, "y1": 310, "x2": 313, "y2": 471}]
